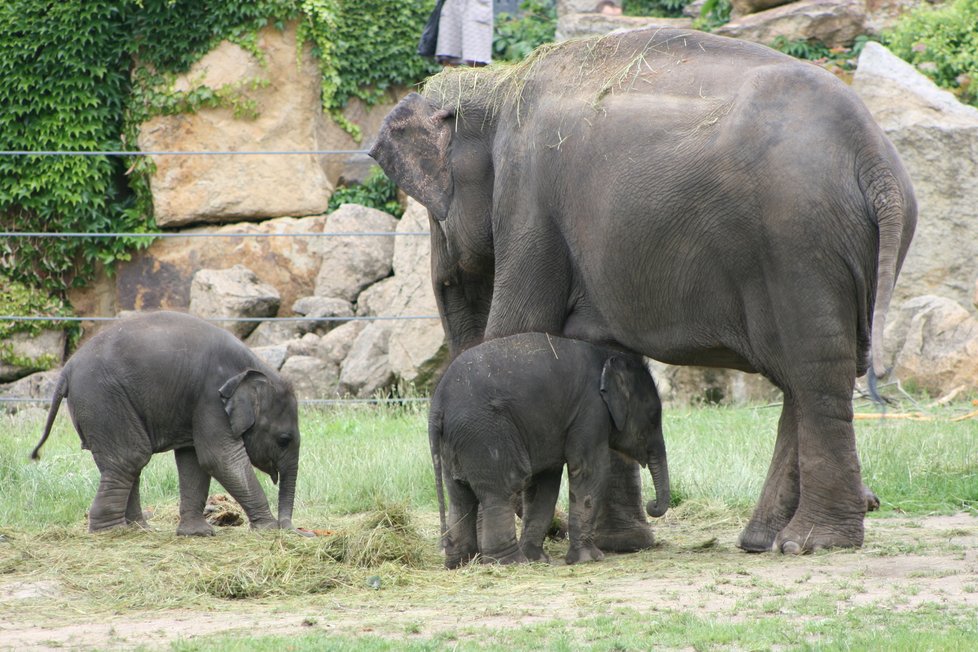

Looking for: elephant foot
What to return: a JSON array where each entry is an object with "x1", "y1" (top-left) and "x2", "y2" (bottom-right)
[
  {"x1": 565, "y1": 543, "x2": 605, "y2": 565},
  {"x1": 177, "y1": 519, "x2": 216, "y2": 537},
  {"x1": 520, "y1": 541, "x2": 551, "y2": 564},
  {"x1": 482, "y1": 548, "x2": 529, "y2": 565},
  {"x1": 594, "y1": 523, "x2": 654, "y2": 553},
  {"x1": 445, "y1": 550, "x2": 477, "y2": 569},
  {"x1": 736, "y1": 522, "x2": 781, "y2": 553},
  {"x1": 773, "y1": 516, "x2": 865, "y2": 554}
]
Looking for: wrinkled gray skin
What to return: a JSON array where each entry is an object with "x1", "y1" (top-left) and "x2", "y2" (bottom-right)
[
  {"x1": 371, "y1": 28, "x2": 916, "y2": 554},
  {"x1": 429, "y1": 333, "x2": 669, "y2": 568},
  {"x1": 31, "y1": 311, "x2": 300, "y2": 536}
]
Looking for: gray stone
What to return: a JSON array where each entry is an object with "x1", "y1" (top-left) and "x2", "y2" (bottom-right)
[
  {"x1": 244, "y1": 319, "x2": 304, "y2": 348},
  {"x1": 853, "y1": 43, "x2": 978, "y2": 309},
  {"x1": 314, "y1": 204, "x2": 398, "y2": 302},
  {"x1": 320, "y1": 321, "x2": 367, "y2": 365},
  {"x1": 385, "y1": 199, "x2": 448, "y2": 389},
  {"x1": 339, "y1": 322, "x2": 394, "y2": 398},
  {"x1": 0, "y1": 330, "x2": 66, "y2": 383},
  {"x1": 251, "y1": 344, "x2": 288, "y2": 370},
  {"x1": 279, "y1": 355, "x2": 341, "y2": 401},
  {"x1": 714, "y1": 0, "x2": 866, "y2": 48},
  {"x1": 292, "y1": 295, "x2": 355, "y2": 334},
  {"x1": 883, "y1": 295, "x2": 978, "y2": 395},
  {"x1": 730, "y1": 0, "x2": 792, "y2": 18},
  {"x1": 356, "y1": 277, "x2": 399, "y2": 317},
  {"x1": 189, "y1": 265, "x2": 280, "y2": 339},
  {"x1": 649, "y1": 361, "x2": 780, "y2": 406}
]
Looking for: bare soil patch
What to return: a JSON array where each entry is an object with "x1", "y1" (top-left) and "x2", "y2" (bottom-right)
[{"x1": 1, "y1": 513, "x2": 976, "y2": 650}]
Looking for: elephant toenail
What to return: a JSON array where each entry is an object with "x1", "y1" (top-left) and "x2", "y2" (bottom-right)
[{"x1": 781, "y1": 540, "x2": 802, "y2": 555}]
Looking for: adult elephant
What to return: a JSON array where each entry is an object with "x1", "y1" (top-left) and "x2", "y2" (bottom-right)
[{"x1": 370, "y1": 28, "x2": 916, "y2": 553}]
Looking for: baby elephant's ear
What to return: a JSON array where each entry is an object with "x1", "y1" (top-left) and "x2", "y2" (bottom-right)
[
  {"x1": 600, "y1": 357, "x2": 631, "y2": 432},
  {"x1": 219, "y1": 369, "x2": 267, "y2": 436}
]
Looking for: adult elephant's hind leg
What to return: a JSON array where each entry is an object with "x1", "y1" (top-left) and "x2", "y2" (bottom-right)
[
  {"x1": 773, "y1": 314, "x2": 866, "y2": 553},
  {"x1": 738, "y1": 396, "x2": 800, "y2": 552}
]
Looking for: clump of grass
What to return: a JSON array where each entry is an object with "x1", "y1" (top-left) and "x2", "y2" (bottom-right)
[{"x1": 319, "y1": 501, "x2": 430, "y2": 569}]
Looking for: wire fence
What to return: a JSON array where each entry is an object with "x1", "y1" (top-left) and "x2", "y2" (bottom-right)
[{"x1": 1, "y1": 148, "x2": 438, "y2": 407}]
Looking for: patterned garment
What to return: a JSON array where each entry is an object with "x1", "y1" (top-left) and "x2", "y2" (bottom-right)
[{"x1": 435, "y1": 0, "x2": 494, "y2": 65}]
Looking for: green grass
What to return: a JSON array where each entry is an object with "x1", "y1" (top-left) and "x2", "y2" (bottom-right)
[{"x1": 1, "y1": 399, "x2": 977, "y2": 650}]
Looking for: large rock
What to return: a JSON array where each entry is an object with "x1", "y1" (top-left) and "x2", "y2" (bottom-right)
[
  {"x1": 884, "y1": 295, "x2": 978, "y2": 395},
  {"x1": 649, "y1": 362, "x2": 781, "y2": 406},
  {"x1": 556, "y1": 14, "x2": 692, "y2": 41},
  {"x1": 68, "y1": 214, "x2": 328, "y2": 330},
  {"x1": 0, "y1": 330, "x2": 66, "y2": 383},
  {"x1": 189, "y1": 265, "x2": 280, "y2": 338},
  {"x1": 138, "y1": 22, "x2": 333, "y2": 227},
  {"x1": 291, "y1": 296, "x2": 355, "y2": 335},
  {"x1": 731, "y1": 0, "x2": 792, "y2": 17},
  {"x1": 314, "y1": 204, "x2": 398, "y2": 302},
  {"x1": 339, "y1": 321, "x2": 395, "y2": 398},
  {"x1": 714, "y1": 0, "x2": 866, "y2": 48},
  {"x1": 385, "y1": 199, "x2": 447, "y2": 389},
  {"x1": 853, "y1": 43, "x2": 978, "y2": 308},
  {"x1": 279, "y1": 355, "x2": 341, "y2": 401}
]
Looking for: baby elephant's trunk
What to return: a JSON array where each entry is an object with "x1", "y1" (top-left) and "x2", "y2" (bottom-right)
[
  {"x1": 276, "y1": 458, "x2": 298, "y2": 529},
  {"x1": 645, "y1": 438, "x2": 670, "y2": 518}
]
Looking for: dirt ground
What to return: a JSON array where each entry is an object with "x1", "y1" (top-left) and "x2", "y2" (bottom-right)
[{"x1": 2, "y1": 513, "x2": 976, "y2": 650}]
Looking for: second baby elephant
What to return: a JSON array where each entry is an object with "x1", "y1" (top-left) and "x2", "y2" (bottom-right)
[
  {"x1": 30, "y1": 311, "x2": 300, "y2": 536},
  {"x1": 429, "y1": 332, "x2": 669, "y2": 567}
]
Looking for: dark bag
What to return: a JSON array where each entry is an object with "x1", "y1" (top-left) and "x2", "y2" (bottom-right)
[{"x1": 418, "y1": 0, "x2": 447, "y2": 57}]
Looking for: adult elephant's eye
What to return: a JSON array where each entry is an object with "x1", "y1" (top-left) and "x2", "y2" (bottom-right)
[{"x1": 277, "y1": 433, "x2": 292, "y2": 448}]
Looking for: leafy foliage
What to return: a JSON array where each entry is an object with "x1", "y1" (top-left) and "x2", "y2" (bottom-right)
[
  {"x1": 885, "y1": 0, "x2": 978, "y2": 108},
  {"x1": 494, "y1": 0, "x2": 558, "y2": 63},
  {"x1": 328, "y1": 167, "x2": 403, "y2": 218},
  {"x1": 696, "y1": 0, "x2": 732, "y2": 28},
  {"x1": 623, "y1": 0, "x2": 691, "y2": 18},
  {"x1": 0, "y1": 0, "x2": 439, "y2": 312}
]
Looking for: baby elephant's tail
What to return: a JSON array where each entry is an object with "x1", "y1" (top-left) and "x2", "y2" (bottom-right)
[
  {"x1": 30, "y1": 372, "x2": 68, "y2": 461},
  {"x1": 428, "y1": 403, "x2": 448, "y2": 548}
]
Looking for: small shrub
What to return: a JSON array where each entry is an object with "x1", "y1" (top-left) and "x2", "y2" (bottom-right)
[
  {"x1": 885, "y1": 0, "x2": 978, "y2": 107},
  {"x1": 493, "y1": 0, "x2": 557, "y2": 63},
  {"x1": 327, "y1": 167, "x2": 402, "y2": 217},
  {"x1": 624, "y1": 0, "x2": 691, "y2": 18}
]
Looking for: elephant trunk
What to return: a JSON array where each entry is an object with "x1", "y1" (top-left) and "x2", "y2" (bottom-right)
[
  {"x1": 276, "y1": 457, "x2": 298, "y2": 530},
  {"x1": 645, "y1": 438, "x2": 670, "y2": 518}
]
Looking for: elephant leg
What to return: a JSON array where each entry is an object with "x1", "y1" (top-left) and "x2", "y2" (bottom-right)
[
  {"x1": 479, "y1": 495, "x2": 526, "y2": 565},
  {"x1": 738, "y1": 395, "x2": 801, "y2": 552},
  {"x1": 767, "y1": 302, "x2": 867, "y2": 553},
  {"x1": 175, "y1": 448, "x2": 215, "y2": 537},
  {"x1": 444, "y1": 479, "x2": 479, "y2": 569},
  {"x1": 89, "y1": 456, "x2": 150, "y2": 532},
  {"x1": 594, "y1": 452, "x2": 655, "y2": 552},
  {"x1": 519, "y1": 468, "x2": 562, "y2": 563},
  {"x1": 565, "y1": 462, "x2": 606, "y2": 565},
  {"x1": 198, "y1": 438, "x2": 277, "y2": 530},
  {"x1": 124, "y1": 471, "x2": 150, "y2": 529}
]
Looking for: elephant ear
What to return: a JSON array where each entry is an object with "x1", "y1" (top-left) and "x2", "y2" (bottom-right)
[
  {"x1": 368, "y1": 92, "x2": 454, "y2": 220},
  {"x1": 600, "y1": 356, "x2": 632, "y2": 432},
  {"x1": 219, "y1": 369, "x2": 267, "y2": 436}
]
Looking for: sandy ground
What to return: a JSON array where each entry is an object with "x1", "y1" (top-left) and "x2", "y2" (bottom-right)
[{"x1": 2, "y1": 513, "x2": 976, "y2": 650}]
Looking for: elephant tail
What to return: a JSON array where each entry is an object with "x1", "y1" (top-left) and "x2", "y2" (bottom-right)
[
  {"x1": 30, "y1": 371, "x2": 68, "y2": 461},
  {"x1": 861, "y1": 153, "x2": 918, "y2": 380},
  {"x1": 428, "y1": 402, "x2": 448, "y2": 550}
]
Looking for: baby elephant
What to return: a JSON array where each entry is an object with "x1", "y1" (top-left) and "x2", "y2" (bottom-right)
[
  {"x1": 429, "y1": 332, "x2": 669, "y2": 568},
  {"x1": 31, "y1": 311, "x2": 300, "y2": 536}
]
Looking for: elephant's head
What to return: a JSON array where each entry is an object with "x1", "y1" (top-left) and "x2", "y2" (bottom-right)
[
  {"x1": 370, "y1": 90, "x2": 498, "y2": 355},
  {"x1": 220, "y1": 369, "x2": 300, "y2": 529},
  {"x1": 599, "y1": 356, "x2": 670, "y2": 518}
]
